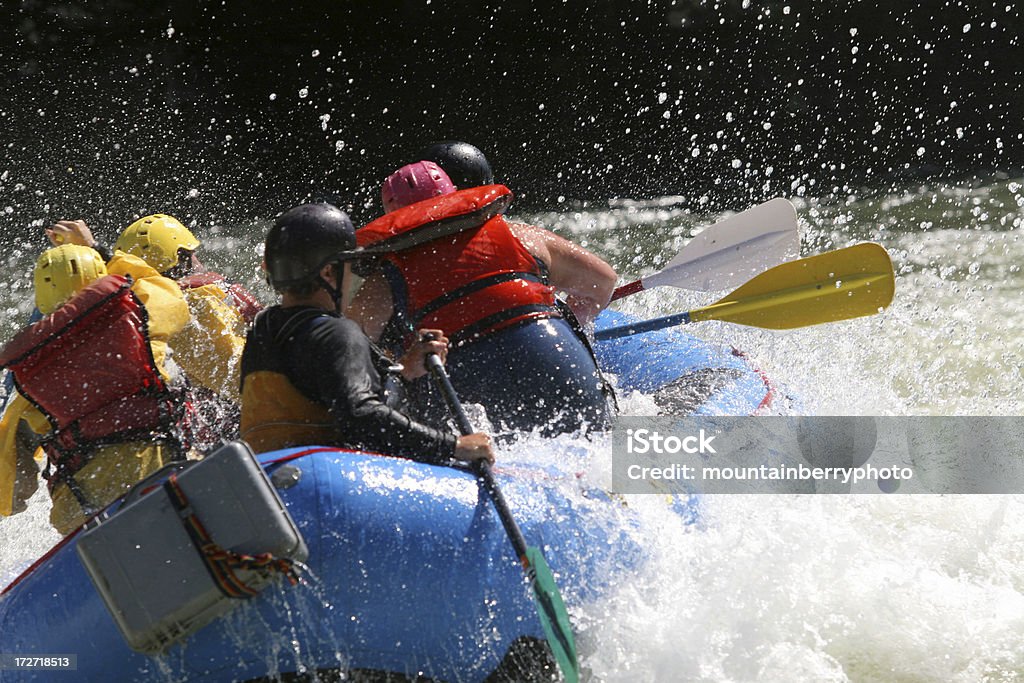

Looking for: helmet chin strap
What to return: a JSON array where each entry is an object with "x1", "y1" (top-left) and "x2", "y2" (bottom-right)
[{"x1": 316, "y1": 261, "x2": 344, "y2": 314}]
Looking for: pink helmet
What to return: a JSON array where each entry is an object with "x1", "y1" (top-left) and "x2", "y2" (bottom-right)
[{"x1": 381, "y1": 161, "x2": 456, "y2": 213}]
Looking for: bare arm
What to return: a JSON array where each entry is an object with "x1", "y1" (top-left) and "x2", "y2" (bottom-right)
[{"x1": 509, "y1": 221, "x2": 618, "y2": 326}]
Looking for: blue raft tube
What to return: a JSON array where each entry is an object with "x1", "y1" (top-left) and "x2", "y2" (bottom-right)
[{"x1": 0, "y1": 310, "x2": 775, "y2": 681}]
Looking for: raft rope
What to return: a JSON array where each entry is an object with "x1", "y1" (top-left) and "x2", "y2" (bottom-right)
[{"x1": 163, "y1": 472, "x2": 300, "y2": 598}]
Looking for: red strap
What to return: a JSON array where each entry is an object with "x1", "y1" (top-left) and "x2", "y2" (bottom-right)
[{"x1": 164, "y1": 473, "x2": 300, "y2": 599}]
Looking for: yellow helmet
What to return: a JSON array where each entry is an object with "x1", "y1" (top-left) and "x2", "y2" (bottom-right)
[
  {"x1": 115, "y1": 214, "x2": 201, "y2": 274},
  {"x1": 34, "y1": 245, "x2": 109, "y2": 315}
]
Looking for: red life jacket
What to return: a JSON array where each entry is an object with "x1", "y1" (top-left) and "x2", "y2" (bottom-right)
[
  {"x1": 0, "y1": 275, "x2": 181, "y2": 484},
  {"x1": 177, "y1": 271, "x2": 263, "y2": 323},
  {"x1": 358, "y1": 185, "x2": 559, "y2": 344}
]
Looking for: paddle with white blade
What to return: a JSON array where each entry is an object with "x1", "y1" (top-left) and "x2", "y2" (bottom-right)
[{"x1": 611, "y1": 197, "x2": 800, "y2": 301}]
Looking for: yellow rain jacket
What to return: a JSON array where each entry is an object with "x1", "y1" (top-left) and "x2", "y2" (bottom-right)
[
  {"x1": 171, "y1": 282, "x2": 247, "y2": 403},
  {"x1": 0, "y1": 253, "x2": 190, "y2": 533}
]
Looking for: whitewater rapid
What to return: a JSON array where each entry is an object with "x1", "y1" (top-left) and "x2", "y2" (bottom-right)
[{"x1": 1, "y1": 177, "x2": 1022, "y2": 681}]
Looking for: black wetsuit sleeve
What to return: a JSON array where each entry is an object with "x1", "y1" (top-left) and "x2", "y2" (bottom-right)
[{"x1": 290, "y1": 316, "x2": 458, "y2": 464}]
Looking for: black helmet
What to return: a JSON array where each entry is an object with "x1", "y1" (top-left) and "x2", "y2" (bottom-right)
[
  {"x1": 416, "y1": 141, "x2": 494, "y2": 189},
  {"x1": 264, "y1": 203, "x2": 356, "y2": 290}
]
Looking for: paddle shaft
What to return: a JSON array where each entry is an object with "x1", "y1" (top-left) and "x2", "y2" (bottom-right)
[
  {"x1": 611, "y1": 279, "x2": 645, "y2": 301},
  {"x1": 596, "y1": 311, "x2": 692, "y2": 340},
  {"x1": 424, "y1": 353, "x2": 531, "y2": 560},
  {"x1": 423, "y1": 349, "x2": 583, "y2": 682}
]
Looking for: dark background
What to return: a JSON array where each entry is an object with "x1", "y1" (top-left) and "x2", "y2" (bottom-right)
[{"x1": 2, "y1": 0, "x2": 1022, "y2": 232}]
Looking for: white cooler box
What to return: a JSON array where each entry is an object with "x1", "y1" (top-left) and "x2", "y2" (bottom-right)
[{"x1": 76, "y1": 440, "x2": 309, "y2": 654}]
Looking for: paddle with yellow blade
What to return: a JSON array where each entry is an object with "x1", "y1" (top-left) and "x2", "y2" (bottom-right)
[{"x1": 595, "y1": 242, "x2": 895, "y2": 341}]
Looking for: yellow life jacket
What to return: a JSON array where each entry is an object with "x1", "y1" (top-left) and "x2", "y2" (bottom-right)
[{"x1": 240, "y1": 370, "x2": 341, "y2": 454}]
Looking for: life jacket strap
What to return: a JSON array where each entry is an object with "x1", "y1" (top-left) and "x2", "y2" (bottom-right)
[
  {"x1": 272, "y1": 308, "x2": 329, "y2": 346},
  {"x1": 412, "y1": 271, "x2": 553, "y2": 328},
  {"x1": 553, "y1": 298, "x2": 619, "y2": 411},
  {"x1": 39, "y1": 457, "x2": 98, "y2": 516},
  {"x1": 42, "y1": 422, "x2": 185, "y2": 490},
  {"x1": 450, "y1": 303, "x2": 560, "y2": 347}
]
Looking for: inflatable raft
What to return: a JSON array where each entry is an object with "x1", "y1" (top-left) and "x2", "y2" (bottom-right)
[
  {"x1": 0, "y1": 311, "x2": 774, "y2": 681},
  {"x1": 595, "y1": 309, "x2": 776, "y2": 416}
]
